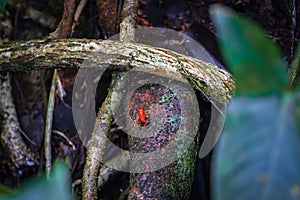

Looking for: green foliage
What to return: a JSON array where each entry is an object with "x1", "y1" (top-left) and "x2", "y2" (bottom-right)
[
  {"x1": 210, "y1": 5, "x2": 300, "y2": 200},
  {"x1": 210, "y1": 5, "x2": 288, "y2": 95},
  {"x1": 213, "y1": 95, "x2": 300, "y2": 200},
  {"x1": 0, "y1": 0, "x2": 8, "y2": 10},
  {"x1": 0, "y1": 161, "x2": 74, "y2": 200},
  {"x1": 0, "y1": 184, "x2": 17, "y2": 196}
]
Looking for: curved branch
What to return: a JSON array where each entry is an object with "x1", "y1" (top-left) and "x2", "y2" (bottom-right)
[
  {"x1": 0, "y1": 73, "x2": 38, "y2": 168},
  {"x1": 0, "y1": 39, "x2": 234, "y2": 102},
  {"x1": 82, "y1": 73, "x2": 126, "y2": 200}
]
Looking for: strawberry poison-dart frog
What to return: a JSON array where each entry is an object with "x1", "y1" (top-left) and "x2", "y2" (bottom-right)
[{"x1": 137, "y1": 108, "x2": 149, "y2": 127}]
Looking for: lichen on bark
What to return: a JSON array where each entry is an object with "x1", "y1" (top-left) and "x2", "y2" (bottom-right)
[{"x1": 0, "y1": 39, "x2": 234, "y2": 103}]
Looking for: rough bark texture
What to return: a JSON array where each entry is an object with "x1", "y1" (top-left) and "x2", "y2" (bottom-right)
[
  {"x1": 96, "y1": 0, "x2": 121, "y2": 38},
  {"x1": 125, "y1": 72, "x2": 201, "y2": 199},
  {"x1": 0, "y1": 73, "x2": 38, "y2": 169},
  {"x1": 0, "y1": 39, "x2": 234, "y2": 103},
  {"x1": 0, "y1": 38, "x2": 234, "y2": 199},
  {"x1": 82, "y1": 73, "x2": 126, "y2": 200},
  {"x1": 49, "y1": 0, "x2": 76, "y2": 38},
  {"x1": 119, "y1": 0, "x2": 139, "y2": 42},
  {"x1": 83, "y1": 0, "x2": 138, "y2": 196}
]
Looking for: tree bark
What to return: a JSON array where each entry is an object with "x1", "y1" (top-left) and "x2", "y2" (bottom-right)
[{"x1": 0, "y1": 39, "x2": 234, "y2": 103}]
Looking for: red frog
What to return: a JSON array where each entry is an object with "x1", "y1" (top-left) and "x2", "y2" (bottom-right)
[{"x1": 137, "y1": 108, "x2": 149, "y2": 127}]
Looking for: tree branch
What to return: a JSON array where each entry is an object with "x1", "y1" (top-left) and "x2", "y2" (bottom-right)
[
  {"x1": 119, "y1": 0, "x2": 139, "y2": 42},
  {"x1": 82, "y1": 73, "x2": 126, "y2": 200},
  {"x1": 0, "y1": 73, "x2": 38, "y2": 168},
  {"x1": 0, "y1": 39, "x2": 234, "y2": 103},
  {"x1": 44, "y1": 69, "x2": 57, "y2": 178}
]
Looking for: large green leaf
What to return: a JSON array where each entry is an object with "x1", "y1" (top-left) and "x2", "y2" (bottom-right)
[
  {"x1": 210, "y1": 5, "x2": 288, "y2": 95},
  {"x1": 212, "y1": 94, "x2": 300, "y2": 200},
  {"x1": 293, "y1": 92, "x2": 300, "y2": 135},
  {"x1": 0, "y1": 161, "x2": 73, "y2": 200}
]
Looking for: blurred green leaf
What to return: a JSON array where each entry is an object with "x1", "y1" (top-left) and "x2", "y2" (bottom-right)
[
  {"x1": 210, "y1": 4, "x2": 300, "y2": 200},
  {"x1": 0, "y1": 184, "x2": 17, "y2": 196},
  {"x1": 212, "y1": 94, "x2": 300, "y2": 200},
  {"x1": 0, "y1": 0, "x2": 8, "y2": 10},
  {"x1": 0, "y1": 161, "x2": 73, "y2": 200},
  {"x1": 210, "y1": 5, "x2": 288, "y2": 95},
  {"x1": 293, "y1": 92, "x2": 300, "y2": 135}
]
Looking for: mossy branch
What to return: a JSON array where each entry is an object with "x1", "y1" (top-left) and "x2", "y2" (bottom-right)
[
  {"x1": 0, "y1": 39, "x2": 234, "y2": 103},
  {"x1": 82, "y1": 73, "x2": 126, "y2": 200}
]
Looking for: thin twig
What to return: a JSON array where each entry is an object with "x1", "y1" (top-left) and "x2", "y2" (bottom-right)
[
  {"x1": 52, "y1": 130, "x2": 76, "y2": 151},
  {"x1": 72, "y1": 179, "x2": 82, "y2": 188},
  {"x1": 44, "y1": 69, "x2": 57, "y2": 178},
  {"x1": 71, "y1": 0, "x2": 88, "y2": 35},
  {"x1": 18, "y1": 127, "x2": 37, "y2": 146},
  {"x1": 56, "y1": 74, "x2": 71, "y2": 109},
  {"x1": 288, "y1": 0, "x2": 296, "y2": 65},
  {"x1": 44, "y1": 0, "x2": 75, "y2": 178}
]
